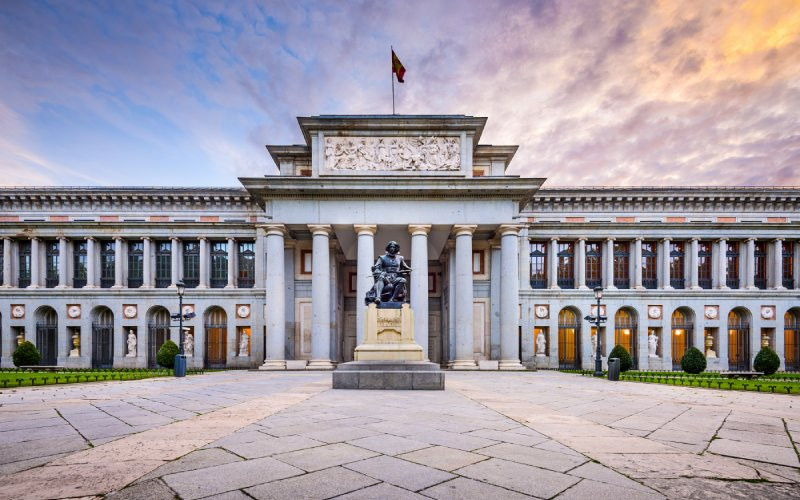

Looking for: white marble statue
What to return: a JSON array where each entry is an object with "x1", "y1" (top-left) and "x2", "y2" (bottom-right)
[
  {"x1": 239, "y1": 334, "x2": 249, "y2": 356},
  {"x1": 591, "y1": 333, "x2": 598, "y2": 359},
  {"x1": 126, "y1": 330, "x2": 137, "y2": 357},
  {"x1": 648, "y1": 333, "x2": 659, "y2": 358},
  {"x1": 535, "y1": 331, "x2": 546, "y2": 356},
  {"x1": 184, "y1": 332, "x2": 194, "y2": 357}
]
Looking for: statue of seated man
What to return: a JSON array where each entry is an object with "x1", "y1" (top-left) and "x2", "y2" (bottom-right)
[{"x1": 365, "y1": 241, "x2": 412, "y2": 306}]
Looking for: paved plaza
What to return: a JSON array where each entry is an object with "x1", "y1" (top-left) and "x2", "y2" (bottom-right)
[{"x1": 0, "y1": 372, "x2": 798, "y2": 499}]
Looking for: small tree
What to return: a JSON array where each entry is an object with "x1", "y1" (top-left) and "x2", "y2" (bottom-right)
[
  {"x1": 753, "y1": 346, "x2": 780, "y2": 375},
  {"x1": 13, "y1": 341, "x2": 41, "y2": 367},
  {"x1": 681, "y1": 347, "x2": 707, "y2": 374},
  {"x1": 609, "y1": 344, "x2": 633, "y2": 372},
  {"x1": 157, "y1": 340, "x2": 180, "y2": 368}
]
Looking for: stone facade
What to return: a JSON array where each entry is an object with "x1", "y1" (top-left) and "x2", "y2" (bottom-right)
[{"x1": 0, "y1": 115, "x2": 798, "y2": 372}]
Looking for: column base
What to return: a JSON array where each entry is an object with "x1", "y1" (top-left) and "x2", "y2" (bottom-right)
[
  {"x1": 451, "y1": 359, "x2": 478, "y2": 370},
  {"x1": 634, "y1": 285, "x2": 646, "y2": 290},
  {"x1": 224, "y1": 284, "x2": 235, "y2": 289},
  {"x1": 26, "y1": 285, "x2": 40, "y2": 289},
  {"x1": 661, "y1": 286, "x2": 674, "y2": 291},
  {"x1": 605, "y1": 285, "x2": 617, "y2": 291},
  {"x1": 717, "y1": 286, "x2": 729, "y2": 291},
  {"x1": 548, "y1": 285, "x2": 560, "y2": 290},
  {"x1": 307, "y1": 359, "x2": 335, "y2": 370},
  {"x1": 196, "y1": 284, "x2": 208, "y2": 289},
  {"x1": 689, "y1": 285, "x2": 702, "y2": 290},
  {"x1": 498, "y1": 360, "x2": 526, "y2": 370},
  {"x1": 259, "y1": 360, "x2": 287, "y2": 370},
  {"x1": 168, "y1": 284, "x2": 177, "y2": 289},
  {"x1": 773, "y1": 286, "x2": 787, "y2": 291},
  {"x1": 578, "y1": 285, "x2": 590, "y2": 290},
  {"x1": 55, "y1": 285, "x2": 68, "y2": 289},
  {"x1": 111, "y1": 285, "x2": 124, "y2": 290}
]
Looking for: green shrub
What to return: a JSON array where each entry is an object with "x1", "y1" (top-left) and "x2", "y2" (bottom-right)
[
  {"x1": 681, "y1": 347, "x2": 707, "y2": 374},
  {"x1": 13, "y1": 341, "x2": 42, "y2": 367},
  {"x1": 609, "y1": 344, "x2": 633, "y2": 372},
  {"x1": 753, "y1": 347, "x2": 780, "y2": 375},
  {"x1": 156, "y1": 340, "x2": 180, "y2": 368}
]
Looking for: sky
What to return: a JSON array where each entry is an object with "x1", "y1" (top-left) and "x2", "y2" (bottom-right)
[{"x1": 1, "y1": 0, "x2": 799, "y2": 188}]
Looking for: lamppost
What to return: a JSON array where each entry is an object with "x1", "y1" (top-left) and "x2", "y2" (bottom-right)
[
  {"x1": 174, "y1": 280, "x2": 187, "y2": 377},
  {"x1": 592, "y1": 286, "x2": 606, "y2": 377}
]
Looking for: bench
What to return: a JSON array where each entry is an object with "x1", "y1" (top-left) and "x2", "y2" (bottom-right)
[
  {"x1": 720, "y1": 371, "x2": 764, "y2": 380},
  {"x1": 19, "y1": 366, "x2": 66, "y2": 373}
]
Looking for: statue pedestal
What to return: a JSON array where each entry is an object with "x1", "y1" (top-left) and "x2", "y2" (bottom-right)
[{"x1": 354, "y1": 303, "x2": 423, "y2": 361}]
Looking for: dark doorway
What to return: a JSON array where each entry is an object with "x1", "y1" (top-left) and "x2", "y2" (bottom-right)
[
  {"x1": 35, "y1": 307, "x2": 58, "y2": 365},
  {"x1": 92, "y1": 307, "x2": 114, "y2": 368}
]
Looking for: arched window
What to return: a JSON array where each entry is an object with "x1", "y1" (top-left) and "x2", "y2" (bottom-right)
[
  {"x1": 785, "y1": 310, "x2": 799, "y2": 371},
  {"x1": 557, "y1": 309, "x2": 580, "y2": 369},
  {"x1": 205, "y1": 307, "x2": 228, "y2": 369},
  {"x1": 614, "y1": 308, "x2": 637, "y2": 367},
  {"x1": 147, "y1": 307, "x2": 171, "y2": 368},
  {"x1": 671, "y1": 309, "x2": 693, "y2": 370},
  {"x1": 728, "y1": 309, "x2": 750, "y2": 371}
]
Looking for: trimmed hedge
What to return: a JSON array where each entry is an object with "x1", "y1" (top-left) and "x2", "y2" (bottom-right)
[
  {"x1": 156, "y1": 340, "x2": 180, "y2": 368},
  {"x1": 609, "y1": 344, "x2": 633, "y2": 372},
  {"x1": 13, "y1": 341, "x2": 41, "y2": 367},
  {"x1": 754, "y1": 347, "x2": 780, "y2": 375},
  {"x1": 681, "y1": 347, "x2": 707, "y2": 374}
]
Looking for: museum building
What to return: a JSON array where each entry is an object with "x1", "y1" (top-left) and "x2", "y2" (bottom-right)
[{"x1": 0, "y1": 115, "x2": 798, "y2": 372}]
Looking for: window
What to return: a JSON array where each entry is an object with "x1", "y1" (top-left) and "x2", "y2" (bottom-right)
[
  {"x1": 785, "y1": 310, "x2": 799, "y2": 371},
  {"x1": 529, "y1": 241, "x2": 547, "y2": 289},
  {"x1": 183, "y1": 241, "x2": 199, "y2": 288},
  {"x1": 472, "y1": 250, "x2": 485, "y2": 275},
  {"x1": 671, "y1": 309, "x2": 692, "y2": 370},
  {"x1": 45, "y1": 240, "x2": 59, "y2": 288},
  {"x1": 210, "y1": 241, "x2": 228, "y2": 288},
  {"x1": 556, "y1": 242, "x2": 574, "y2": 289},
  {"x1": 585, "y1": 242, "x2": 601, "y2": 289},
  {"x1": 557, "y1": 309, "x2": 580, "y2": 369},
  {"x1": 641, "y1": 241, "x2": 657, "y2": 289},
  {"x1": 613, "y1": 242, "x2": 629, "y2": 289},
  {"x1": 614, "y1": 309, "x2": 637, "y2": 368},
  {"x1": 18, "y1": 240, "x2": 31, "y2": 288},
  {"x1": 697, "y1": 241, "x2": 712, "y2": 289},
  {"x1": 669, "y1": 242, "x2": 685, "y2": 289},
  {"x1": 754, "y1": 241, "x2": 766, "y2": 290},
  {"x1": 73, "y1": 241, "x2": 87, "y2": 288},
  {"x1": 726, "y1": 242, "x2": 740, "y2": 289},
  {"x1": 128, "y1": 241, "x2": 143, "y2": 288},
  {"x1": 237, "y1": 241, "x2": 255, "y2": 288},
  {"x1": 155, "y1": 241, "x2": 171, "y2": 288},
  {"x1": 784, "y1": 242, "x2": 794, "y2": 289},
  {"x1": 100, "y1": 241, "x2": 115, "y2": 288}
]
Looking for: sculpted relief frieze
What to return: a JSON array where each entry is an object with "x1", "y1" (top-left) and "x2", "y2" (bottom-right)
[{"x1": 324, "y1": 136, "x2": 461, "y2": 172}]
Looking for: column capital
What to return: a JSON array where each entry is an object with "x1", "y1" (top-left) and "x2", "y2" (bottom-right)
[
  {"x1": 408, "y1": 224, "x2": 432, "y2": 236},
  {"x1": 718, "y1": 237, "x2": 728, "y2": 242},
  {"x1": 258, "y1": 223, "x2": 288, "y2": 237},
  {"x1": 170, "y1": 236, "x2": 180, "y2": 242},
  {"x1": 577, "y1": 236, "x2": 589, "y2": 242},
  {"x1": 199, "y1": 236, "x2": 209, "y2": 242},
  {"x1": 549, "y1": 236, "x2": 559, "y2": 242},
  {"x1": 308, "y1": 224, "x2": 333, "y2": 236},
  {"x1": 661, "y1": 237, "x2": 671, "y2": 242},
  {"x1": 605, "y1": 236, "x2": 615, "y2": 242},
  {"x1": 635, "y1": 236, "x2": 645, "y2": 241},
  {"x1": 689, "y1": 236, "x2": 700, "y2": 242},
  {"x1": 113, "y1": 235, "x2": 124, "y2": 241},
  {"x1": 452, "y1": 224, "x2": 477, "y2": 237},
  {"x1": 141, "y1": 236, "x2": 152, "y2": 241},
  {"x1": 773, "y1": 237, "x2": 785, "y2": 243},
  {"x1": 354, "y1": 224, "x2": 378, "y2": 236},
  {"x1": 85, "y1": 236, "x2": 96, "y2": 242},
  {"x1": 30, "y1": 236, "x2": 40, "y2": 242},
  {"x1": 496, "y1": 224, "x2": 523, "y2": 237}
]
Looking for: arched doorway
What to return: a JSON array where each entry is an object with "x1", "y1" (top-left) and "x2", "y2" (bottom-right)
[
  {"x1": 205, "y1": 307, "x2": 227, "y2": 369},
  {"x1": 557, "y1": 308, "x2": 580, "y2": 369},
  {"x1": 785, "y1": 309, "x2": 799, "y2": 371},
  {"x1": 147, "y1": 307, "x2": 170, "y2": 368},
  {"x1": 671, "y1": 308, "x2": 693, "y2": 370},
  {"x1": 728, "y1": 308, "x2": 751, "y2": 371},
  {"x1": 35, "y1": 307, "x2": 58, "y2": 365},
  {"x1": 614, "y1": 308, "x2": 638, "y2": 368},
  {"x1": 91, "y1": 307, "x2": 114, "y2": 368}
]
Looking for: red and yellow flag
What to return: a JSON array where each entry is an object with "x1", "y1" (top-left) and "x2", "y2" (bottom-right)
[{"x1": 392, "y1": 50, "x2": 405, "y2": 83}]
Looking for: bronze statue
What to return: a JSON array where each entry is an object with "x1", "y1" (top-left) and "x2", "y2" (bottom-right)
[{"x1": 365, "y1": 241, "x2": 412, "y2": 306}]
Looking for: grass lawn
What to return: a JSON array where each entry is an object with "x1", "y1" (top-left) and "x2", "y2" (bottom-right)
[{"x1": 0, "y1": 369, "x2": 203, "y2": 388}]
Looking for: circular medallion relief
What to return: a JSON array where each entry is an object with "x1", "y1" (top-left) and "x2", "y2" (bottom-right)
[
  {"x1": 237, "y1": 305, "x2": 251, "y2": 318},
  {"x1": 762, "y1": 307, "x2": 774, "y2": 319},
  {"x1": 11, "y1": 305, "x2": 24, "y2": 318},
  {"x1": 648, "y1": 306, "x2": 661, "y2": 319},
  {"x1": 704, "y1": 307, "x2": 718, "y2": 320},
  {"x1": 67, "y1": 305, "x2": 81, "y2": 319},
  {"x1": 182, "y1": 305, "x2": 194, "y2": 316},
  {"x1": 534, "y1": 305, "x2": 548, "y2": 319},
  {"x1": 123, "y1": 305, "x2": 137, "y2": 319}
]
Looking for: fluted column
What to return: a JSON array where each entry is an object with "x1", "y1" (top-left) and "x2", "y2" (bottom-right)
[
  {"x1": 226, "y1": 237, "x2": 236, "y2": 288},
  {"x1": 633, "y1": 237, "x2": 644, "y2": 289},
  {"x1": 499, "y1": 225, "x2": 524, "y2": 370},
  {"x1": 29, "y1": 237, "x2": 40, "y2": 289},
  {"x1": 661, "y1": 238, "x2": 672, "y2": 290},
  {"x1": 354, "y1": 225, "x2": 377, "y2": 348},
  {"x1": 55, "y1": 237, "x2": 68, "y2": 288},
  {"x1": 141, "y1": 237, "x2": 152, "y2": 288},
  {"x1": 519, "y1": 227, "x2": 531, "y2": 291},
  {"x1": 744, "y1": 238, "x2": 756, "y2": 289},
  {"x1": 261, "y1": 225, "x2": 287, "y2": 369},
  {"x1": 773, "y1": 238, "x2": 785, "y2": 290},
  {"x1": 689, "y1": 237, "x2": 700, "y2": 289},
  {"x1": 198, "y1": 237, "x2": 209, "y2": 289},
  {"x1": 452, "y1": 224, "x2": 478, "y2": 369},
  {"x1": 1, "y1": 238, "x2": 10, "y2": 287},
  {"x1": 86, "y1": 237, "x2": 97, "y2": 288},
  {"x1": 409, "y1": 224, "x2": 431, "y2": 359},
  {"x1": 547, "y1": 237, "x2": 559, "y2": 289},
  {"x1": 604, "y1": 237, "x2": 616, "y2": 290},
  {"x1": 170, "y1": 237, "x2": 180, "y2": 287},
  {"x1": 718, "y1": 238, "x2": 729, "y2": 289},
  {"x1": 576, "y1": 237, "x2": 588, "y2": 289},
  {"x1": 112, "y1": 236, "x2": 123, "y2": 289},
  {"x1": 308, "y1": 224, "x2": 334, "y2": 369}
]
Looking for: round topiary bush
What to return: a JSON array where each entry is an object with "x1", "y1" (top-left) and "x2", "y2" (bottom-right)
[
  {"x1": 156, "y1": 340, "x2": 180, "y2": 368},
  {"x1": 753, "y1": 346, "x2": 780, "y2": 375},
  {"x1": 608, "y1": 344, "x2": 633, "y2": 372},
  {"x1": 681, "y1": 346, "x2": 707, "y2": 374},
  {"x1": 13, "y1": 341, "x2": 41, "y2": 367}
]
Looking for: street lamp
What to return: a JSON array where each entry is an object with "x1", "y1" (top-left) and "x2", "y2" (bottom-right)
[
  {"x1": 174, "y1": 280, "x2": 186, "y2": 377},
  {"x1": 593, "y1": 286, "x2": 605, "y2": 377}
]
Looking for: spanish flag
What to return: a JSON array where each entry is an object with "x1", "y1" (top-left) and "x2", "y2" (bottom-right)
[{"x1": 392, "y1": 49, "x2": 406, "y2": 83}]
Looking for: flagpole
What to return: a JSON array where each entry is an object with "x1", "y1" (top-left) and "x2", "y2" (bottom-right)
[{"x1": 391, "y1": 45, "x2": 395, "y2": 115}]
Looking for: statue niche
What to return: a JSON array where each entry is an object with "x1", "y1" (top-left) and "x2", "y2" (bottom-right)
[{"x1": 365, "y1": 240, "x2": 412, "y2": 308}]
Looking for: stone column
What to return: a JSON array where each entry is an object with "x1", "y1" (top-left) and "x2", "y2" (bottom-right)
[
  {"x1": 452, "y1": 225, "x2": 478, "y2": 369},
  {"x1": 718, "y1": 238, "x2": 729, "y2": 289},
  {"x1": 499, "y1": 225, "x2": 524, "y2": 370},
  {"x1": 409, "y1": 224, "x2": 431, "y2": 359},
  {"x1": 112, "y1": 236, "x2": 123, "y2": 289},
  {"x1": 689, "y1": 237, "x2": 700, "y2": 289},
  {"x1": 86, "y1": 237, "x2": 97, "y2": 288},
  {"x1": 773, "y1": 238, "x2": 785, "y2": 290},
  {"x1": 307, "y1": 224, "x2": 334, "y2": 369},
  {"x1": 576, "y1": 237, "x2": 588, "y2": 290},
  {"x1": 547, "y1": 237, "x2": 559, "y2": 289},
  {"x1": 226, "y1": 237, "x2": 236, "y2": 289},
  {"x1": 29, "y1": 237, "x2": 40, "y2": 288},
  {"x1": 743, "y1": 238, "x2": 756, "y2": 289},
  {"x1": 518, "y1": 227, "x2": 531, "y2": 291},
  {"x1": 633, "y1": 237, "x2": 644, "y2": 289},
  {"x1": 794, "y1": 242, "x2": 800, "y2": 290},
  {"x1": 354, "y1": 225, "x2": 377, "y2": 348},
  {"x1": 170, "y1": 237, "x2": 180, "y2": 287},
  {"x1": 141, "y1": 237, "x2": 152, "y2": 288},
  {"x1": 55, "y1": 237, "x2": 68, "y2": 288},
  {"x1": 198, "y1": 237, "x2": 209, "y2": 289},
  {"x1": 254, "y1": 227, "x2": 266, "y2": 287},
  {"x1": 661, "y1": 238, "x2": 672, "y2": 290},
  {"x1": 261, "y1": 225, "x2": 287, "y2": 369},
  {"x1": 604, "y1": 237, "x2": 616, "y2": 290},
  {"x1": 1, "y1": 238, "x2": 11, "y2": 287}
]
